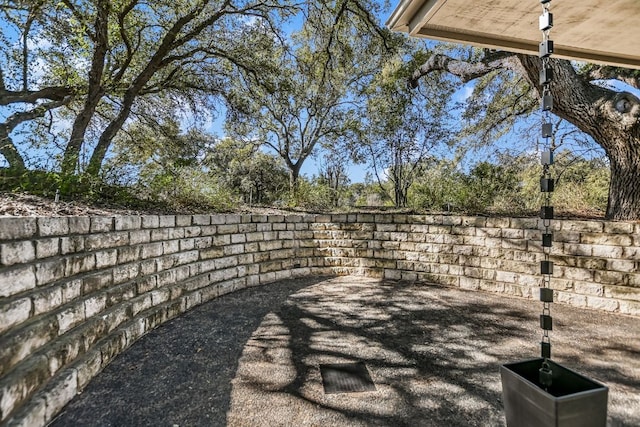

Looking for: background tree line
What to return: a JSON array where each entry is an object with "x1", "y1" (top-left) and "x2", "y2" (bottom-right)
[{"x1": 0, "y1": 1, "x2": 636, "y2": 219}]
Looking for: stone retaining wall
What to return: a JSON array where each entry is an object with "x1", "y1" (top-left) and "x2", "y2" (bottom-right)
[{"x1": 1, "y1": 213, "x2": 638, "y2": 426}]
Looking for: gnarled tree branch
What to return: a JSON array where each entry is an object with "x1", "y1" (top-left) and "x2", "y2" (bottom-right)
[{"x1": 409, "y1": 50, "x2": 517, "y2": 88}]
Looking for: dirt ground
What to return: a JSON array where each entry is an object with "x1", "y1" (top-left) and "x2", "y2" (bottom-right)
[{"x1": 48, "y1": 276, "x2": 640, "y2": 427}]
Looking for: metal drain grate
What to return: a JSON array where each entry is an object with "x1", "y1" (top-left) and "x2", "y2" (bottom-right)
[{"x1": 319, "y1": 362, "x2": 376, "y2": 394}]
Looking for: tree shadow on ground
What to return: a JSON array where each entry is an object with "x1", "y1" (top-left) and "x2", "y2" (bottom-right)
[
  {"x1": 49, "y1": 276, "x2": 328, "y2": 427},
  {"x1": 228, "y1": 277, "x2": 640, "y2": 427}
]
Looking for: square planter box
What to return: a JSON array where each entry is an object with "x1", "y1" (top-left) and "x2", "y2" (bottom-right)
[{"x1": 500, "y1": 358, "x2": 608, "y2": 427}]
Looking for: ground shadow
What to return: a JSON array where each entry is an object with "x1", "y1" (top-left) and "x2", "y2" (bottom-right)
[
  {"x1": 227, "y1": 277, "x2": 640, "y2": 427},
  {"x1": 49, "y1": 276, "x2": 329, "y2": 427}
]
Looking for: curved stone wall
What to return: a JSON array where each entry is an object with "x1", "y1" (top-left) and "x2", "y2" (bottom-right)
[{"x1": 0, "y1": 213, "x2": 638, "y2": 426}]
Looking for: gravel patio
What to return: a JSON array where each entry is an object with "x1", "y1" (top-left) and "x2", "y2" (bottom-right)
[{"x1": 50, "y1": 276, "x2": 640, "y2": 426}]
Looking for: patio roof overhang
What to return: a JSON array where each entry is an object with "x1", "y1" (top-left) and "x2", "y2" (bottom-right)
[{"x1": 386, "y1": 0, "x2": 640, "y2": 70}]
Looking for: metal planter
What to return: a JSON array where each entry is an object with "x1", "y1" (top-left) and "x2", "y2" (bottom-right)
[{"x1": 500, "y1": 358, "x2": 608, "y2": 427}]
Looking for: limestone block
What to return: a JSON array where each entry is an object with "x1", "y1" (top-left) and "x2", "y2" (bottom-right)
[
  {"x1": 84, "y1": 231, "x2": 129, "y2": 251},
  {"x1": 129, "y1": 229, "x2": 151, "y2": 245},
  {"x1": 180, "y1": 275, "x2": 206, "y2": 292},
  {"x1": 113, "y1": 264, "x2": 139, "y2": 285},
  {"x1": 68, "y1": 217, "x2": 90, "y2": 235},
  {"x1": 150, "y1": 228, "x2": 170, "y2": 242},
  {"x1": 442, "y1": 216, "x2": 462, "y2": 226},
  {"x1": 604, "y1": 285, "x2": 640, "y2": 302},
  {"x1": 454, "y1": 244, "x2": 474, "y2": 256},
  {"x1": 144, "y1": 307, "x2": 167, "y2": 330},
  {"x1": 158, "y1": 215, "x2": 175, "y2": 228},
  {"x1": 586, "y1": 296, "x2": 619, "y2": 312},
  {"x1": 75, "y1": 350, "x2": 102, "y2": 390},
  {"x1": 165, "y1": 299, "x2": 185, "y2": 321},
  {"x1": 106, "y1": 282, "x2": 137, "y2": 307},
  {"x1": 0, "y1": 355, "x2": 48, "y2": 423},
  {"x1": 61, "y1": 280, "x2": 82, "y2": 304},
  {"x1": 1, "y1": 241, "x2": 35, "y2": 266},
  {"x1": 0, "y1": 297, "x2": 31, "y2": 334},
  {"x1": 57, "y1": 303, "x2": 85, "y2": 334},
  {"x1": 179, "y1": 239, "x2": 195, "y2": 251},
  {"x1": 45, "y1": 334, "x2": 81, "y2": 376},
  {"x1": 131, "y1": 294, "x2": 153, "y2": 316},
  {"x1": 90, "y1": 217, "x2": 114, "y2": 233},
  {"x1": 221, "y1": 244, "x2": 243, "y2": 256},
  {"x1": 236, "y1": 254, "x2": 254, "y2": 266},
  {"x1": 191, "y1": 215, "x2": 210, "y2": 226},
  {"x1": 561, "y1": 220, "x2": 604, "y2": 233},
  {"x1": 139, "y1": 259, "x2": 156, "y2": 276},
  {"x1": 60, "y1": 236, "x2": 84, "y2": 255},
  {"x1": 200, "y1": 246, "x2": 224, "y2": 260},
  {"x1": 576, "y1": 257, "x2": 607, "y2": 270},
  {"x1": 140, "y1": 215, "x2": 159, "y2": 228},
  {"x1": 99, "y1": 330, "x2": 127, "y2": 366},
  {"x1": 561, "y1": 266, "x2": 593, "y2": 282},
  {"x1": 257, "y1": 223, "x2": 273, "y2": 233},
  {"x1": 0, "y1": 265, "x2": 36, "y2": 297},
  {"x1": 182, "y1": 292, "x2": 201, "y2": 311},
  {"x1": 581, "y1": 233, "x2": 631, "y2": 247},
  {"x1": 102, "y1": 306, "x2": 131, "y2": 334},
  {"x1": 258, "y1": 271, "x2": 276, "y2": 284},
  {"x1": 459, "y1": 276, "x2": 480, "y2": 290},
  {"x1": 64, "y1": 254, "x2": 96, "y2": 276},
  {"x1": 606, "y1": 259, "x2": 636, "y2": 273},
  {"x1": 244, "y1": 232, "x2": 263, "y2": 243},
  {"x1": 619, "y1": 300, "x2": 640, "y2": 316},
  {"x1": 84, "y1": 294, "x2": 107, "y2": 318},
  {"x1": 43, "y1": 369, "x2": 77, "y2": 421},
  {"x1": 556, "y1": 291, "x2": 588, "y2": 308},
  {"x1": 0, "y1": 218, "x2": 36, "y2": 240},
  {"x1": 228, "y1": 232, "x2": 246, "y2": 245},
  {"x1": 591, "y1": 244, "x2": 623, "y2": 259},
  {"x1": 150, "y1": 288, "x2": 170, "y2": 305},
  {"x1": 418, "y1": 216, "x2": 439, "y2": 226},
  {"x1": 156, "y1": 254, "x2": 179, "y2": 272},
  {"x1": 32, "y1": 287, "x2": 63, "y2": 316},
  {"x1": 36, "y1": 238, "x2": 60, "y2": 259},
  {"x1": 239, "y1": 223, "x2": 257, "y2": 234},
  {"x1": 272, "y1": 223, "x2": 287, "y2": 232},
  {"x1": 174, "y1": 215, "x2": 191, "y2": 227},
  {"x1": 593, "y1": 270, "x2": 625, "y2": 286},
  {"x1": 116, "y1": 246, "x2": 140, "y2": 264},
  {"x1": 95, "y1": 249, "x2": 118, "y2": 269},
  {"x1": 157, "y1": 269, "x2": 177, "y2": 287},
  {"x1": 140, "y1": 242, "x2": 163, "y2": 259},
  {"x1": 38, "y1": 266, "x2": 64, "y2": 294},
  {"x1": 259, "y1": 240, "x2": 283, "y2": 252},
  {"x1": 114, "y1": 216, "x2": 141, "y2": 231},
  {"x1": 479, "y1": 279, "x2": 505, "y2": 293},
  {"x1": 5, "y1": 395, "x2": 46, "y2": 427},
  {"x1": 193, "y1": 236, "x2": 212, "y2": 249},
  {"x1": 601, "y1": 221, "x2": 634, "y2": 234}
]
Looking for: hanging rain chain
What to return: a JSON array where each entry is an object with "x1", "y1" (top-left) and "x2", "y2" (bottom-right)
[{"x1": 538, "y1": 0, "x2": 555, "y2": 391}]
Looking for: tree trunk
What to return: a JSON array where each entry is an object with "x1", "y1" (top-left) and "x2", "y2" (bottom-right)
[
  {"x1": 517, "y1": 55, "x2": 640, "y2": 220},
  {"x1": 61, "y1": 0, "x2": 110, "y2": 176},
  {"x1": 606, "y1": 141, "x2": 640, "y2": 220},
  {"x1": 0, "y1": 128, "x2": 26, "y2": 170},
  {"x1": 85, "y1": 104, "x2": 132, "y2": 177},
  {"x1": 289, "y1": 165, "x2": 300, "y2": 194}
]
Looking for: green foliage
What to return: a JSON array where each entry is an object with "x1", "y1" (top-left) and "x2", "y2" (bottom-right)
[
  {"x1": 206, "y1": 138, "x2": 289, "y2": 205},
  {"x1": 408, "y1": 152, "x2": 609, "y2": 216}
]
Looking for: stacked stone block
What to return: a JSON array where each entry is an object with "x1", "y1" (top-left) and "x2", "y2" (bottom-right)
[
  {"x1": 1, "y1": 213, "x2": 639, "y2": 426},
  {"x1": 0, "y1": 214, "x2": 320, "y2": 427}
]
